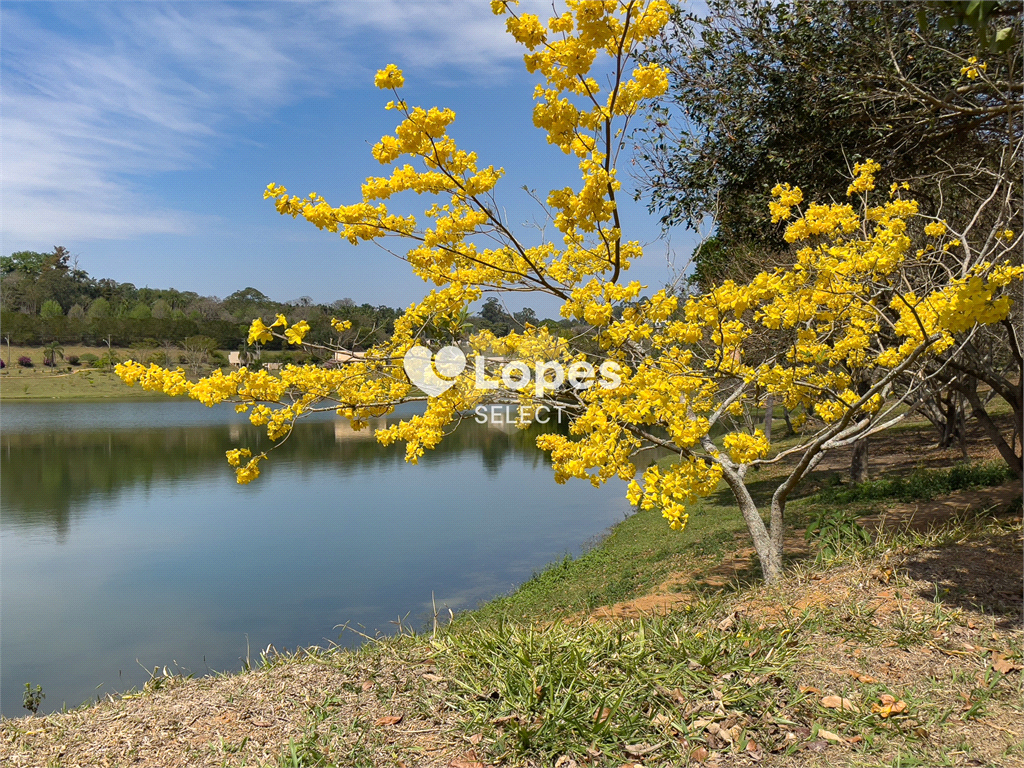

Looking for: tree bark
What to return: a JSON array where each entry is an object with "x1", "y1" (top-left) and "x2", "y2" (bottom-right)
[
  {"x1": 718, "y1": 464, "x2": 782, "y2": 583},
  {"x1": 763, "y1": 393, "x2": 774, "y2": 444},
  {"x1": 964, "y1": 385, "x2": 1022, "y2": 476},
  {"x1": 849, "y1": 376, "x2": 871, "y2": 483},
  {"x1": 850, "y1": 437, "x2": 870, "y2": 484},
  {"x1": 782, "y1": 408, "x2": 794, "y2": 436}
]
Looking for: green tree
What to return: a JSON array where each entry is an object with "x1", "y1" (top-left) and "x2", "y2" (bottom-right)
[
  {"x1": 87, "y1": 297, "x2": 111, "y2": 319},
  {"x1": 42, "y1": 341, "x2": 64, "y2": 370},
  {"x1": 40, "y1": 299, "x2": 63, "y2": 319},
  {"x1": 1, "y1": 251, "x2": 48, "y2": 278},
  {"x1": 638, "y1": 0, "x2": 1022, "y2": 284},
  {"x1": 151, "y1": 299, "x2": 170, "y2": 319}
]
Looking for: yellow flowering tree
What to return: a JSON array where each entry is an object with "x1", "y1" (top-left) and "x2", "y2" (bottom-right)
[{"x1": 116, "y1": 1, "x2": 1021, "y2": 583}]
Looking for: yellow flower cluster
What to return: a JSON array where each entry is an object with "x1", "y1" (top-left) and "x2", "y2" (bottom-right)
[
  {"x1": 374, "y1": 64, "x2": 405, "y2": 90},
  {"x1": 626, "y1": 459, "x2": 723, "y2": 530},
  {"x1": 960, "y1": 56, "x2": 987, "y2": 80},
  {"x1": 846, "y1": 159, "x2": 881, "y2": 196},
  {"x1": 769, "y1": 182, "x2": 803, "y2": 222},
  {"x1": 723, "y1": 430, "x2": 771, "y2": 464}
]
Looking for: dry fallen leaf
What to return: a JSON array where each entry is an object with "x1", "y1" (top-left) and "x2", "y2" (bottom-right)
[
  {"x1": 821, "y1": 695, "x2": 859, "y2": 712},
  {"x1": 448, "y1": 761, "x2": 484, "y2": 768},
  {"x1": 846, "y1": 670, "x2": 877, "y2": 684},
  {"x1": 799, "y1": 685, "x2": 822, "y2": 695},
  {"x1": 374, "y1": 715, "x2": 403, "y2": 726},
  {"x1": 657, "y1": 685, "x2": 688, "y2": 704},
  {"x1": 623, "y1": 743, "x2": 661, "y2": 757},
  {"x1": 690, "y1": 745, "x2": 709, "y2": 763},
  {"x1": 817, "y1": 729, "x2": 843, "y2": 743},
  {"x1": 651, "y1": 713, "x2": 674, "y2": 727},
  {"x1": 992, "y1": 653, "x2": 1022, "y2": 674},
  {"x1": 717, "y1": 612, "x2": 738, "y2": 632},
  {"x1": 360, "y1": 680, "x2": 373, "y2": 692},
  {"x1": 594, "y1": 707, "x2": 612, "y2": 724},
  {"x1": 871, "y1": 695, "x2": 907, "y2": 718},
  {"x1": 468, "y1": 734, "x2": 483, "y2": 745}
]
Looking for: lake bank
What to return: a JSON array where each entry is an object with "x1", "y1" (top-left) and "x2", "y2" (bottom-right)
[
  {"x1": 2, "y1": 402, "x2": 1020, "y2": 765},
  {"x1": 2, "y1": 475, "x2": 1019, "y2": 767}
]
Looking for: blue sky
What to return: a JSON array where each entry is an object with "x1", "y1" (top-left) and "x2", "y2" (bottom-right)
[{"x1": 2, "y1": 1, "x2": 699, "y2": 314}]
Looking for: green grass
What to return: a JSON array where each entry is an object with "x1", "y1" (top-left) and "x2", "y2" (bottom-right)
[
  {"x1": 435, "y1": 605, "x2": 805, "y2": 765},
  {"x1": 0, "y1": 369, "x2": 162, "y2": 400},
  {"x1": 427, "y1": 510, "x2": 1023, "y2": 766},
  {"x1": 464, "y1": 454, "x2": 1015, "y2": 625},
  {"x1": 468, "y1": 491, "x2": 750, "y2": 622},
  {"x1": 814, "y1": 461, "x2": 1013, "y2": 504}
]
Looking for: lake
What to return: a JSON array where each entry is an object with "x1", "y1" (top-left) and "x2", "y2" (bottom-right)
[{"x1": 0, "y1": 400, "x2": 633, "y2": 717}]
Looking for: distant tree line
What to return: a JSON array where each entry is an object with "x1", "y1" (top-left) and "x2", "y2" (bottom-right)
[{"x1": 0, "y1": 247, "x2": 581, "y2": 350}]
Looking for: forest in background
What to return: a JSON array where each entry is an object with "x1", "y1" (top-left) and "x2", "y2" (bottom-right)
[{"x1": 0, "y1": 246, "x2": 568, "y2": 353}]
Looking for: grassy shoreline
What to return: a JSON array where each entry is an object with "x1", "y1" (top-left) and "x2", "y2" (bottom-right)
[
  {"x1": 2, "y1": 492, "x2": 1019, "y2": 766},
  {"x1": 0, "y1": 345, "x2": 157, "y2": 400},
  {"x1": 1, "y1": 410, "x2": 1021, "y2": 765}
]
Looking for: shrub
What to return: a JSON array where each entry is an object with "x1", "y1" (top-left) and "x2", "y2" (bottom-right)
[
  {"x1": 43, "y1": 356, "x2": 56, "y2": 367},
  {"x1": 816, "y1": 462, "x2": 1012, "y2": 504},
  {"x1": 96, "y1": 351, "x2": 120, "y2": 369},
  {"x1": 66, "y1": 355, "x2": 80, "y2": 366},
  {"x1": 78, "y1": 353, "x2": 99, "y2": 366},
  {"x1": 17, "y1": 356, "x2": 33, "y2": 368},
  {"x1": 0, "y1": 358, "x2": 5, "y2": 369}
]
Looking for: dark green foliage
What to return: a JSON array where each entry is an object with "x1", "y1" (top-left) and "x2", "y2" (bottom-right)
[
  {"x1": 816, "y1": 461, "x2": 1012, "y2": 504},
  {"x1": 805, "y1": 508, "x2": 873, "y2": 563},
  {"x1": 637, "y1": 0, "x2": 1022, "y2": 288},
  {"x1": 22, "y1": 683, "x2": 44, "y2": 715}
]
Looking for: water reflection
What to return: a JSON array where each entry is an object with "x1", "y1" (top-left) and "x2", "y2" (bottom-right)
[
  {"x1": 1, "y1": 405, "x2": 567, "y2": 540},
  {"x1": 0, "y1": 401, "x2": 632, "y2": 716}
]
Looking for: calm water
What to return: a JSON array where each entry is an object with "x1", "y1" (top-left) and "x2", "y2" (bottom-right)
[{"x1": 0, "y1": 400, "x2": 632, "y2": 716}]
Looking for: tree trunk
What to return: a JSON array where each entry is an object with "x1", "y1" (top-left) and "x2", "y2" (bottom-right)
[
  {"x1": 763, "y1": 393, "x2": 774, "y2": 444},
  {"x1": 964, "y1": 386, "x2": 1022, "y2": 476},
  {"x1": 718, "y1": 465, "x2": 783, "y2": 583},
  {"x1": 849, "y1": 376, "x2": 871, "y2": 483},
  {"x1": 850, "y1": 437, "x2": 869, "y2": 484}
]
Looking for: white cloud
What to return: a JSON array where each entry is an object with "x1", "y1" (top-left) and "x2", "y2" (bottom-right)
[{"x1": 1, "y1": 1, "x2": 529, "y2": 245}]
